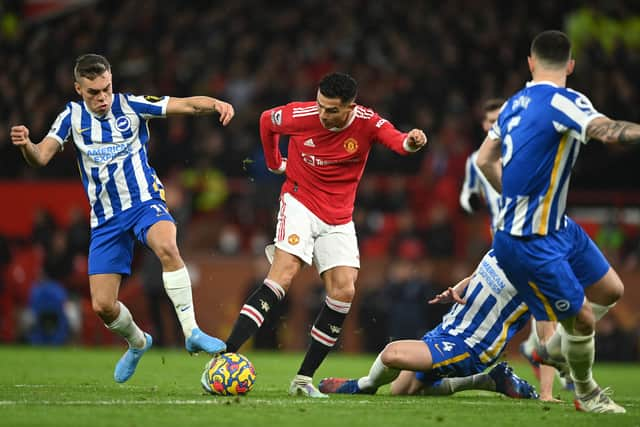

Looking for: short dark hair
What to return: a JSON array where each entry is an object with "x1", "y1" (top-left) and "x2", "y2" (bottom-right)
[
  {"x1": 483, "y1": 98, "x2": 504, "y2": 113},
  {"x1": 74, "y1": 54, "x2": 111, "y2": 81},
  {"x1": 318, "y1": 72, "x2": 358, "y2": 104},
  {"x1": 530, "y1": 30, "x2": 571, "y2": 68}
]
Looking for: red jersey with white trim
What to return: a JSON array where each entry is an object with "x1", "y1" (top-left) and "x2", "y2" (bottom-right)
[{"x1": 260, "y1": 101, "x2": 412, "y2": 224}]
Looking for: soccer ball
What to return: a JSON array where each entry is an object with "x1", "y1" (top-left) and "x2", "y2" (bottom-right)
[{"x1": 201, "y1": 352, "x2": 256, "y2": 396}]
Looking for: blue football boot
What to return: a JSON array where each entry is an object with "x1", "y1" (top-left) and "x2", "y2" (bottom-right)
[
  {"x1": 114, "y1": 333, "x2": 153, "y2": 383},
  {"x1": 318, "y1": 377, "x2": 376, "y2": 395},
  {"x1": 489, "y1": 361, "x2": 539, "y2": 399},
  {"x1": 185, "y1": 328, "x2": 226, "y2": 355}
]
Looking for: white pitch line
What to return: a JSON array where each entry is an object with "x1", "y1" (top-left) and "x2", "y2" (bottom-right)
[{"x1": 2, "y1": 398, "x2": 634, "y2": 408}]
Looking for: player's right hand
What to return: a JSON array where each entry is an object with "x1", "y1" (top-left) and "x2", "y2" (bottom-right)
[
  {"x1": 214, "y1": 100, "x2": 235, "y2": 126},
  {"x1": 10, "y1": 125, "x2": 30, "y2": 147},
  {"x1": 268, "y1": 158, "x2": 287, "y2": 175},
  {"x1": 428, "y1": 287, "x2": 466, "y2": 305}
]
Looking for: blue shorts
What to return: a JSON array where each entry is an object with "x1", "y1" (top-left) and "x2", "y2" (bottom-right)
[
  {"x1": 88, "y1": 199, "x2": 174, "y2": 275},
  {"x1": 415, "y1": 330, "x2": 489, "y2": 384},
  {"x1": 493, "y1": 217, "x2": 609, "y2": 322}
]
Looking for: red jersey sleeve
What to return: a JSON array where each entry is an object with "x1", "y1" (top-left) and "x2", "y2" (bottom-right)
[
  {"x1": 260, "y1": 103, "x2": 308, "y2": 172},
  {"x1": 368, "y1": 112, "x2": 412, "y2": 155}
]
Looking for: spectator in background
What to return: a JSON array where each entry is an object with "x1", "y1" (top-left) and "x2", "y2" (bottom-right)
[{"x1": 383, "y1": 255, "x2": 433, "y2": 341}]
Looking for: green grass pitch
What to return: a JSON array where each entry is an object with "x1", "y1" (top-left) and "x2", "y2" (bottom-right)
[{"x1": 0, "y1": 346, "x2": 638, "y2": 426}]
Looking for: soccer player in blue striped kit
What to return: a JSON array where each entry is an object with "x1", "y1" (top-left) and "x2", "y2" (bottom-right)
[
  {"x1": 319, "y1": 250, "x2": 538, "y2": 399},
  {"x1": 477, "y1": 30, "x2": 640, "y2": 413},
  {"x1": 11, "y1": 54, "x2": 234, "y2": 383}
]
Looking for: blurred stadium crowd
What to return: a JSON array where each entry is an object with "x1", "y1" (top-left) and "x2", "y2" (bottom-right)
[{"x1": 1, "y1": 0, "x2": 639, "y2": 358}]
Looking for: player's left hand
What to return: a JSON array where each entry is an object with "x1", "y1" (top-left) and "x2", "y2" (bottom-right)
[
  {"x1": 428, "y1": 287, "x2": 465, "y2": 305},
  {"x1": 214, "y1": 99, "x2": 235, "y2": 126},
  {"x1": 406, "y1": 129, "x2": 427, "y2": 150}
]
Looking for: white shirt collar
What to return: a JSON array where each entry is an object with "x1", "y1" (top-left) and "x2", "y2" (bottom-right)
[
  {"x1": 526, "y1": 80, "x2": 559, "y2": 88},
  {"x1": 328, "y1": 108, "x2": 357, "y2": 132}
]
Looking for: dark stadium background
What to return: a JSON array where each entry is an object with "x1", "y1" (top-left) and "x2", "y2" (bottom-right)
[{"x1": 0, "y1": 0, "x2": 639, "y2": 358}]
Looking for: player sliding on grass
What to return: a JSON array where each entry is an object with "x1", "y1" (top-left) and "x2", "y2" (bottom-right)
[
  {"x1": 11, "y1": 54, "x2": 233, "y2": 383},
  {"x1": 319, "y1": 250, "x2": 538, "y2": 399},
  {"x1": 224, "y1": 72, "x2": 427, "y2": 398}
]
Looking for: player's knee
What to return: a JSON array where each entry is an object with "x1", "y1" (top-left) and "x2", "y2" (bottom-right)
[
  {"x1": 324, "y1": 270, "x2": 357, "y2": 302},
  {"x1": 586, "y1": 269, "x2": 624, "y2": 306},
  {"x1": 153, "y1": 241, "x2": 181, "y2": 266},
  {"x1": 327, "y1": 282, "x2": 355, "y2": 302},
  {"x1": 573, "y1": 306, "x2": 595, "y2": 336},
  {"x1": 267, "y1": 266, "x2": 298, "y2": 290},
  {"x1": 604, "y1": 277, "x2": 624, "y2": 304},
  {"x1": 91, "y1": 299, "x2": 118, "y2": 320},
  {"x1": 381, "y1": 343, "x2": 403, "y2": 367}
]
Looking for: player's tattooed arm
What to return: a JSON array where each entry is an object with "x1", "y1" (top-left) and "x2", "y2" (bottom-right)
[{"x1": 587, "y1": 117, "x2": 640, "y2": 144}]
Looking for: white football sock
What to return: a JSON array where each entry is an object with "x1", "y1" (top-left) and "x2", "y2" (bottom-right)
[
  {"x1": 106, "y1": 302, "x2": 146, "y2": 349},
  {"x1": 357, "y1": 354, "x2": 400, "y2": 391},
  {"x1": 561, "y1": 331, "x2": 597, "y2": 396},
  {"x1": 542, "y1": 323, "x2": 564, "y2": 361},
  {"x1": 521, "y1": 318, "x2": 539, "y2": 355},
  {"x1": 163, "y1": 266, "x2": 198, "y2": 338},
  {"x1": 543, "y1": 302, "x2": 614, "y2": 361},
  {"x1": 422, "y1": 374, "x2": 494, "y2": 396},
  {"x1": 592, "y1": 302, "x2": 615, "y2": 322}
]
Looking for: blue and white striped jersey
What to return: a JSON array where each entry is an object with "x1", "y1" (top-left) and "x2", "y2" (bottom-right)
[
  {"x1": 460, "y1": 150, "x2": 502, "y2": 232},
  {"x1": 489, "y1": 81, "x2": 603, "y2": 236},
  {"x1": 439, "y1": 250, "x2": 530, "y2": 365},
  {"x1": 46, "y1": 93, "x2": 169, "y2": 228}
]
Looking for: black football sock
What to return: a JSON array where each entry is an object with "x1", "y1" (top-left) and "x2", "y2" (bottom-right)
[
  {"x1": 297, "y1": 296, "x2": 351, "y2": 378},
  {"x1": 226, "y1": 279, "x2": 285, "y2": 352}
]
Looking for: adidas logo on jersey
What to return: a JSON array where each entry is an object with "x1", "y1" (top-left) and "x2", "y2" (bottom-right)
[{"x1": 303, "y1": 138, "x2": 316, "y2": 147}]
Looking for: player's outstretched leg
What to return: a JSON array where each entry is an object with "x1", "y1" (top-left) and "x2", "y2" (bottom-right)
[
  {"x1": 289, "y1": 374, "x2": 328, "y2": 398},
  {"x1": 114, "y1": 332, "x2": 153, "y2": 383},
  {"x1": 488, "y1": 362, "x2": 539, "y2": 399},
  {"x1": 161, "y1": 266, "x2": 227, "y2": 355},
  {"x1": 185, "y1": 328, "x2": 226, "y2": 355},
  {"x1": 225, "y1": 278, "x2": 286, "y2": 352},
  {"x1": 318, "y1": 378, "x2": 376, "y2": 395}
]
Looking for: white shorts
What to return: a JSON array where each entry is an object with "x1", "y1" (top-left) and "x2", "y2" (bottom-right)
[{"x1": 265, "y1": 193, "x2": 360, "y2": 274}]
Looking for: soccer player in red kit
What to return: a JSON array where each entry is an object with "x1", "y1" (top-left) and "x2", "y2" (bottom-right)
[{"x1": 225, "y1": 72, "x2": 427, "y2": 397}]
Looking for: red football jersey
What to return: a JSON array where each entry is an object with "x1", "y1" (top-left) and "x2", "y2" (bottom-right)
[{"x1": 260, "y1": 101, "x2": 414, "y2": 224}]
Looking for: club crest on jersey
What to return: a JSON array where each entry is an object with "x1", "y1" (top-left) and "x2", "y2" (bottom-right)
[
  {"x1": 271, "y1": 109, "x2": 282, "y2": 126},
  {"x1": 555, "y1": 299, "x2": 571, "y2": 312},
  {"x1": 115, "y1": 116, "x2": 132, "y2": 133},
  {"x1": 343, "y1": 138, "x2": 358, "y2": 153},
  {"x1": 287, "y1": 234, "x2": 300, "y2": 245},
  {"x1": 143, "y1": 95, "x2": 163, "y2": 103}
]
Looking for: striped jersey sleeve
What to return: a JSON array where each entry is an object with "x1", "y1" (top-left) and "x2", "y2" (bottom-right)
[
  {"x1": 549, "y1": 89, "x2": 603, "y2": 143},
  {"x1": 46, "y1": 103, "x2": 73, "y2": 147},
  {"x1": 124, "y1": 94, "x2": 168, "y2": 119}
]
